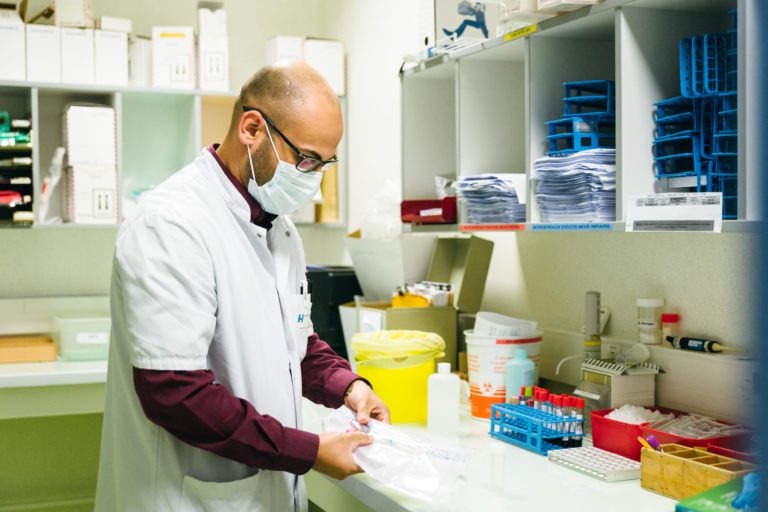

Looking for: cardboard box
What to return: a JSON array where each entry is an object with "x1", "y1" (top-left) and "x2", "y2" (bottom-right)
[
  {"x1": 304, "y1": 38, "x2": 345, "y2": 96},
  {"x1": 64, "y1": 104, "x2": 116, "y2": 168},
  {"x1": 129, "y1": 36, "x2": 152, "y2": 87},
  {"x1": 0, "y1": 10, "x2": 25, "y2": 81},
  {"x1": 0, "y1": 335, "x2": 56, "y2": 363},
  {"x1": 198, "y1": 7, "x2": 229, "y2": 91},
  {"x1": 94, "y1": 29, "x2": 128, "y2": 85},
  {"x1": 266, "y1": 36, "x2": 345, "y2": 96},
  {"x1": 55, "y1": 0, "x2": 92, "y2": 27},
  {"x1": 97, "y1": 15, "x2": 132, "y2": 33},
  {"x1": 26, "y1": 25, "x2": 61, "y2": 83},
  {"x1": 266, "y1": 35, "x2": 304, "y2": 64},
  {"x1": 61, "y1": 27, "x2": 94, "y2": 84},
  {"x1": 342, "y1": 235, "x2": 494, "y2": 368},
  {"x1": 346, "y1": 233, "x2": 437, "y2": 302},
  {"x1": 152, "y1": 26, "x2": 195, "y2": 89},
  {"x1": 95, "y1": 30, "x2": 128, "y2": 85},
  {"x1": 64, "y1": 165, "x2": 118, "y2": 224}
]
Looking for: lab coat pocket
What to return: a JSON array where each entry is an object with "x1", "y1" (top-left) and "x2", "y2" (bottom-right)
[
  {"x1": 180, "y1": 471, "x2": 270, "y2": 512},
  {"x1": 288, "y1": 293, "x2": 313, "y2": 360}
]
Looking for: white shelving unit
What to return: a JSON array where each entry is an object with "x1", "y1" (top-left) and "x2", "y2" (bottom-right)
[
  {"x1": 0, "y1": 81, "x2": 348, "y2": 228},
  {"x1": 400, "y1": 0, "x2": 757, "y2": 230}
]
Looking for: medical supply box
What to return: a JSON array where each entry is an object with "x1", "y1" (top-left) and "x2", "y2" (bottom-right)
[
  {"x1": 343, "y1": 234, "x2": 493, "y2": 368},
  {"x1": 0, "y1": 335, "x2": 56, "y2": 363},
  {"x1": 54, "y1": 316, "x2": 111, "y2": 360}
]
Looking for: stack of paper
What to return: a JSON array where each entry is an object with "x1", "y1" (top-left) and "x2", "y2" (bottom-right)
[
  {"x1": 456, "y1": 173, "x2": 526, "y2": 224},
  {"x1": 532, "y1": 148, "x2": 616, "y2": 223}
]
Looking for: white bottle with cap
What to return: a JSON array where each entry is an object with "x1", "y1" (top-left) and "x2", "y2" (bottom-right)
[{"x1": 427, "y1": 362, "x2": 460, "y2": 436}]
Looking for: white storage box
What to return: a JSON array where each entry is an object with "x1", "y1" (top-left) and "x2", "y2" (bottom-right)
[
  {"x1": 26, "y1": 25, "x2": 61, "y2": 83},
  {"x1": 94, "y1": 29, "x2": 128, "y2": 86},
  {"x1": 129, "y1": 36, "x2": 152, "y2": 87},
  {"x1": 537, "y1": 0, "x2": 601, "y2": 13},
  {"x1": 55, "y1": 0, "x2": 92, "y2": 27},
  {"x1": 304, "y1": 39, "x2": 345, "y2": 96},
  {"x1": 198, "y1": 7, "x2": 229, "y2": 91},
  {"x1": 0, "y1": 10, "x2": 25, "y2": 81},
  {"x1": 97, "y1": 15, "x2": 132, "y2": 33},
  {"x1": 61, "y1": 27, "x2": 94, "y2": 84},
  {"x1": 152, "y1": 26, "x2": 195, "y2": 89},
  {"x1": 54, "y1": 316, "x2": 111, "y2": 360}
]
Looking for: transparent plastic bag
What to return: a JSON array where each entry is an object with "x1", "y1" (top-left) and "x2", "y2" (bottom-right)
[{"x1": 325, "y1": 406, "x2": 470, "y2": 502}]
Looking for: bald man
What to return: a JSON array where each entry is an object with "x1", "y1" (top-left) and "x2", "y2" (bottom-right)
[{"x1": 96, "y1": 61, "x2": 389, "y2": 511}]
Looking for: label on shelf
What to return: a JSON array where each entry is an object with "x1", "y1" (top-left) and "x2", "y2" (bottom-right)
[
  {"x1": 626, "y1": 193, "x2": 723, "y2": 233},
  {"x1": 531, "y1": 223, "x2": 612, "y2": 232},
  {"x1": 460, "y1": 223, "x2": 526, "y2": 232},
  {"x1": 503, "y1": 24, "x2": 538, "y2": 41}
]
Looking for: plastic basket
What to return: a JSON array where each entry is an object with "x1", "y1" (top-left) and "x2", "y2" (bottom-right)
[
  {"x1": 653, "y1": 133, "x2": 705, "y2": 179},
  {"x1": 717, "y1": 92, "x2": 738, "y2": 133},
  {"x1": 489, "y1": 403, "x2": 580, "y2": 456},
  {"x1": 695, "y1": 97, "x2": 716, "y2": 158},
  {"x1": 562, "y1": 80, "x2": 615, "y2": 117},
  {"x1": 680, "y1": 35, "x2": 728, "y2": 98},
  {"x1": 590, "y1": 408, "x2": 679, "y2": 462},
  {"x1": 545, "y1": 115, "x2": 615, "y2": 156}
]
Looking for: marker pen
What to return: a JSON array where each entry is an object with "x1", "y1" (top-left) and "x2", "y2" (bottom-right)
[{"x1": 665, "y1": 335, "x2": 724, "y2": 353}]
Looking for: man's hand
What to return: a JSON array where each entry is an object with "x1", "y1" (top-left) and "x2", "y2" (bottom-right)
[
  {"x1": 312, "y1": 431, "x2": 371, "y2": 480},
  {"x1": 343, "y1": 379, "x2": 390, "y2": 425}
]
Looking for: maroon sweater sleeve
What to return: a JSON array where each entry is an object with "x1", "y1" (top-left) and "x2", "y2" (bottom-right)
[
  {"x1": 300, "y1": 332, "x2": 368, "y2": 407},
  {"x1": 133, "y1": 368, "x2": 319, "y2": 475}
]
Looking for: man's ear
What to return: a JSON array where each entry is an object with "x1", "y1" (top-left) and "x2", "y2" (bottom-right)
[{"x1": 238, "y1": 110, "x2": 263, "y2": 146}]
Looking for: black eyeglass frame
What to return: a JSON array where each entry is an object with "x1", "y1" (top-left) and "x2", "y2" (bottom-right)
[{"x1": 241, "y1": 106, "x2": 338, "y2": 173}]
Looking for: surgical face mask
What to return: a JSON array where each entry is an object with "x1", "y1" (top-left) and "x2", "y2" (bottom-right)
[{"x1": 246, "y1": 123, "x2": 322, "y2": 215}]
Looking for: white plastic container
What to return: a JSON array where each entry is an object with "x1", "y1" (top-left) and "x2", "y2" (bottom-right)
[
  {"x1": 504, "y1": 348, "x2": 535, "y2": 402},
  {"x1": 637, "y1": 298, "x2": 664, "y2": 344},
  {"x1": 428, "y1": 362, "x2": 460, "y2": 436},
  {"x1": 464, "y1": 329, "x2": 543, "y2": 420},
  {"x1": 54, "y1": 316, "x2": 111, "y2": 360}
]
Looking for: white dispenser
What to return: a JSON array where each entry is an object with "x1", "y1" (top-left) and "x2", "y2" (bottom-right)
[{"x1": 428, "y1": 362, "x2": 460, "y2": 436}]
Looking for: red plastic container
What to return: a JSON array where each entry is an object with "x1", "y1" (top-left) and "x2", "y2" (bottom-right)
[
  {"x1": 639, "y1": 416, "x2": 746, "y2": 452},
  {"x1": 706, "y1": 433, "x2": 757, "y2": 463},
  {"x1": 591, "y1": 407, "x2": 679, "y2": 462}
]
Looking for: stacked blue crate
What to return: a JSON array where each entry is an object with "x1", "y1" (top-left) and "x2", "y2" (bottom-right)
[
  {"x1": 545, "y1": 80, "x2": 615, "y2": 156},
  {"x1": 653, "y1": 12, "x2": 737, "y2": 218}
]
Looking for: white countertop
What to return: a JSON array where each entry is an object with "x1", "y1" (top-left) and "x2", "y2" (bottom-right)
[
  {"x1": 302, "y1": 400, "x2": 676, "y2": 512},
  {"x1": 0, "y1": 359, "x2": 108, "y2": 388}
]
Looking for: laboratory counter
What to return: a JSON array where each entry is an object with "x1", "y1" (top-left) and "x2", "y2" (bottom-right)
[{"x1": 302, "y1": 400, "x2": 676, "y2": 512}]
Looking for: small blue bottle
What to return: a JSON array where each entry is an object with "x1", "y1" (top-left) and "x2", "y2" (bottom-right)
[{"x1": 505, "y1": 348, "x2": 535, "y2": 403}]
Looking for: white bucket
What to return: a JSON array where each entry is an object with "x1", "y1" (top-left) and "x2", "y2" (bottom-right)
[{"x1": 464, "y1": 329, "x2": 543, "y2": 420}]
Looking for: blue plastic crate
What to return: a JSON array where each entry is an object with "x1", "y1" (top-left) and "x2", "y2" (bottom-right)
[
  {"x1": 545, "y1": 115, "x2": 615, "y2": 156},
  {"x1": 710, "y1": 174, "x2": 737, "y2": 219},
  {"x1": 718, "y1": 92, "x2": 738, "y2": 132},
  {"x1": 653, "y1": 133, "x2": 706, "y2": 182},
  {"x1": 696, "y1": 97, "x2": 717, "y2": 158},
  {"x1": 562, "y1": 80, "x2": 615, "y2": 117},
  {"x1": 714, "y1": 132, "x2": 737, "y2": 156},
  {"x1": 680, "y1": 35, "x2": 728, "y2": 98},
  {"x1": 489, "y1": 404, "x2": 580, "y2": 456}
]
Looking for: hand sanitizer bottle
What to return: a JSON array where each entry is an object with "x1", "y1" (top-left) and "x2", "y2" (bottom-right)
[{"x1": 428, "y1": 362, "x2": 460, "y2": 436}]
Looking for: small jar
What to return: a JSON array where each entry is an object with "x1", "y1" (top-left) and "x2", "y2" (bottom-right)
[
  {"x1": 637, "y1": 298, "x2": 664, "y2": 344},
  {"x1": 661, "y1": 313, "x2": 681, "y2": 342}
]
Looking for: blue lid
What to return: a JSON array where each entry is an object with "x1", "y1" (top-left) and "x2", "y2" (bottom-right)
[{"x1": 514, "y1": 348, "x2": 528, "y2": 359}]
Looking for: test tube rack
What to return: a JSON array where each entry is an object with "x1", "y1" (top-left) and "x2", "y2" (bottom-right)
[{"x1": 489, "y1": 403, "x2": 581, "y2": 456}]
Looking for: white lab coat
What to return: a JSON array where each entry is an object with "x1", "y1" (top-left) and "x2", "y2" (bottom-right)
[{"x1": 95, "y1": 148, "x2": 313, "y2": 511}]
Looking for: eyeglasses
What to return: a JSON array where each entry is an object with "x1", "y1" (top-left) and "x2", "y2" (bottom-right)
[{"x1": 242, "y1": 106, "x2": 338, "y2": 173}]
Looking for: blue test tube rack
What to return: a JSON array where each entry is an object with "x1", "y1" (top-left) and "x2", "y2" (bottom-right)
[{"x1": 489, "y1": 404, "x2": 581, "y2": 456}]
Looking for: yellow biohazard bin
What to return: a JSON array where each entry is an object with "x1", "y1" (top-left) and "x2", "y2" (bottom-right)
[{"x1": 352, "y1": 330, "x2": 445, "y2": 424}]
